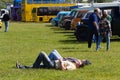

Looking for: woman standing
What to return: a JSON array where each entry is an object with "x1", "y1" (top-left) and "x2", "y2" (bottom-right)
[{"x1": 98, "y1": 10, "x2": 112, "y2": 51}]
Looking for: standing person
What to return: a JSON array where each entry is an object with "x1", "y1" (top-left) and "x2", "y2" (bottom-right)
[
  {"x1": 98, "y1": 10, "x2": 112, "y2": 51},
  {"x1": 88, "y1": 8, "x2": 101, "y2": 51},
  {"x1": 1, "y1": 10, "x2": 10, "y2": 32},
  {"x1": 104, "y1": 10, "x2": 112, "y2": 22},
  {"x1": 16, "y1": 50, "x2": 91, "y2": 70}
]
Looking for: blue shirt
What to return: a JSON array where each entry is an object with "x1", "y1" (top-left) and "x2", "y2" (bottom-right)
[{"x1": 88, "y1": 13, "x2": 99, "y2": 30}]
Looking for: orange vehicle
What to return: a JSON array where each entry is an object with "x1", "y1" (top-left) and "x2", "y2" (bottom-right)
[{"x1": 71, "y1": 10, "x2": 88, "y2": 30}]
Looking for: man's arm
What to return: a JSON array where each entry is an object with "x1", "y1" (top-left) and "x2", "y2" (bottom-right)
[
  {"x1": 59, "y1": 59, "x2": 67, "y2": 70},
  {"x1": 93, "y1": 21, "x2": 99, "y2": 30}
]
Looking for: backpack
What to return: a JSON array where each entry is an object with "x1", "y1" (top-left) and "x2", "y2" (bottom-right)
[
  {"x1": 99, "y1": 18, "x2": 111, "y2": 36},
  {"x1": 2, "y1": 14, "x2": 10, "y2": 21}
]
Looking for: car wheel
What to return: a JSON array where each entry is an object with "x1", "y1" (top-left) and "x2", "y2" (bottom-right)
[
  {"x1": 75, "y1": 26, "x2": 88, "y2": 42},
  {"x1": 65, "y1": 22, "x2": 71, "y2": 30}
]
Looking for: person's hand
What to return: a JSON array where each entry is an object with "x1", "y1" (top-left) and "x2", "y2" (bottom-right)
[
  {"x1": 58, "y1": 58, "x2": 62, "y2": 63},
  {"x1": 60, "y1": 61, "x2": 67, "y2": 70}
]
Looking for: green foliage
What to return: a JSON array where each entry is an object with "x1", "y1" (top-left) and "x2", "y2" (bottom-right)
[
  {"x1": 0, "y1": 0, "x2": 14, "y2": 8},
  {"x1": 0, "y1": 22, "x2": 120, "y2": 80}
]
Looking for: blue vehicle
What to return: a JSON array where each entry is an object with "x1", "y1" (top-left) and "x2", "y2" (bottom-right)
[
  {"x1": 51, "y1": 11, "x2": 70, "y2": 26},
  {"x1": 13, "y1": 0, "x2": 22, "y2": 6},
  {"x1": 27, "y1": 0, "x2": 66, "y2": 4}
]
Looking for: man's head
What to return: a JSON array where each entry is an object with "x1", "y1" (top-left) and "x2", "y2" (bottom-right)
[
  {"x1": 94, "y1": 8, "x2": 101, "y2": 13},
  {"x1": 94, "y1": 8, "x2": 101, "y2": 17},
  {"x1": 82, "y1": 59, "x2": 91, "y2": 65},
  {"x1": 78, "y1": 59, "x2": 91, "y2": 68}
]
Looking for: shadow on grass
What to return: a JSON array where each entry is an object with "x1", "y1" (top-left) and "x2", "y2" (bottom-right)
[
  {"x1": 54, "y1": 31, "x2": 74, "y2": 34},
  {"x1": 46, "y1": 24, "x2": 120, "y2": 43},
  {"x1": 59, "y1": 39, "x2": 87, "y2": 44},
  {"x1": 46, "y1": 24, "x2": 89, "y2": 44},
  {"x1": 111, "y1": 38, "x2": 120, "y2": 42}
]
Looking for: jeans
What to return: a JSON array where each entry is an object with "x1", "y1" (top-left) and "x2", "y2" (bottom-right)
[
  {"x1": 4, "y1": 21, "x2": 9, "y2": 32},
  {"x1": 33, "y1": 50, "x2": 63, "y2": 68},
  {"x1": 48, "y1": 50, "x2": 63, "y2": 60},
  {"x1": 88, "y1": 28, "x2": 100, "y2": 50},
  {"x1": 98, "y1": 33, "x2": 110, "y2": 50},
  {"x1": 33, "y1": 51, "x2": 54, "y2": 68},
  {"x1": 19, "y1": 50, "x2": 63, "y2": 69}
]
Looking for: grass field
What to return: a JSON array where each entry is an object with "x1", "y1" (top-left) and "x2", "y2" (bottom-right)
[{"x1": 0, "y1": 22, "x2": 120, "y2": 80}]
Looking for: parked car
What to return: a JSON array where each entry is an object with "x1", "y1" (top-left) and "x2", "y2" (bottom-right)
[
  {"x1": 74, "y1": 10, "x2": 93, "y2": 41},
  {"x1": 58, "y1": 8, "x2": 79, "y2": 30},
  {"x1": 51, "y1": 11, "x2": 70, "y2": 26},
  {"x1": 71, "y1": 9, "x2": 89, "y2": 30}
]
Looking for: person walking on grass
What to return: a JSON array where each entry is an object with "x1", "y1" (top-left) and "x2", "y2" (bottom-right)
[
  {"x1": 88, "y1": 8, "x2": 101, "y2": 51},
  {"x1": 16, "y1": 50, "x2": 91, "y2": 70}
]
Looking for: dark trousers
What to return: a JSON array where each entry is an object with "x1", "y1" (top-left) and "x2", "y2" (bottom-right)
[
  {"x1": 18, "y1": 50, "x2": 62, "y2": 69},
  {"x1": 33, "y1": 51, "x2": 54, "y2": 68},
  {"x1": 88, "y1": 29, "x2": 99, "y2": 48}
]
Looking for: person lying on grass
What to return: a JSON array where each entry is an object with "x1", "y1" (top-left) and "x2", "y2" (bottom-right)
[{"x1": 16, "y1": 50, "x2": 91, "y2": 70}]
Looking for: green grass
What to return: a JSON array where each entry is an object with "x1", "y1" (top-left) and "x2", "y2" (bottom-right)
[{"x1": 0, "y1": 22, "x2": 120, "y2": 80}]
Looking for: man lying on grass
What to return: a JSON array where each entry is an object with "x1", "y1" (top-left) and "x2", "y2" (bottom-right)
[{"x1": 16, "y1": 50, "x2": 91, "y2": 70}]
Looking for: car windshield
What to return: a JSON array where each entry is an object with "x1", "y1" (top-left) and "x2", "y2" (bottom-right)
[
  {"x1": 82, "y1": 11, "x2": 93, "y2": 19},
  {"x1": 85, "y1": 12, "x2": 93, "y2": 18},
  {"x1": 69, "y1": 11, "x2": 77, "y2": 17},
  {"x1": 56, "y1": 14, "x2": 68, "y2": 19},
  {"x1": 77, "y1": 11, "x2": 87, "y2": 18}
]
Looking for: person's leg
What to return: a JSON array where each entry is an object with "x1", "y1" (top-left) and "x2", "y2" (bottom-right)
[
  {"x1": 16, "y1": 61, "x2": 33, "y2": 69},
  {"x1": 48, "y1": 50, "x2": 63, "y2": 60},
  {"x1": 106, "y1": 33, "x2": 110, "y2": 51},
  {"x1": 4, "y1": 21, "x2": 9, "y2": 32},
  {"x1": 88, "y1": 29, "x2": 93, "y2": 48},
  {"x1": 92, "y1": 34, "x2": 96, "y2": 42},
  {"x1": 95, "y1": 30, "x2": 100, "y2": 51},
  {"x1": 97, "y1": 35, "x2": 103, "y2": 48},
  {"x1": 33, "y1": 51, "x2": 54, "y2": 68}
]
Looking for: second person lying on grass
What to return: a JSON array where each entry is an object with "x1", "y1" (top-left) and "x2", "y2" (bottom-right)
[{"x1": 16, "y1": 50, "x2": 91, "y2": 70}]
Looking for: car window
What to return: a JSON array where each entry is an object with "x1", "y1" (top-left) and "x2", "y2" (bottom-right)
[
  {"x1": 77, "y1": 11, "x2": 87, "y2": 18},
  {"x1": 85, "y1": 12, "x2": 92, "y2": 18},
  {"x1": 57, "y1": 14, "x2": 62, "y2": 19},
  {"x1": 69, "y1": 11, "x2": 77, "y2": 17},
  {"x1": 57, "y1": 13, "x2": 68, "y2": 19}
]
